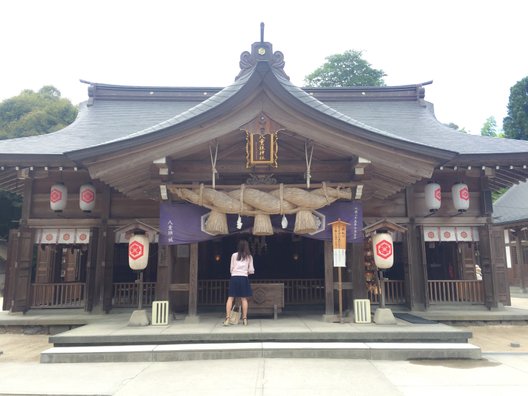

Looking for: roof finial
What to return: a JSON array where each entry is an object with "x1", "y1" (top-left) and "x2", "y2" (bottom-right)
[{"x1": 260, "y1": 22, "x2": 265, "y2": 43}]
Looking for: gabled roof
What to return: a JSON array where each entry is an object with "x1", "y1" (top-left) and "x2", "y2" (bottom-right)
[
  {"x1": 0, "y1": 39, "x2": 527, "y2": 199},
  {"x1": 493, "y1": 181, "x2": 528, "y2": 225},
  {"x1": 1, "y1": 39, "x2": 527, "y2": 160}
]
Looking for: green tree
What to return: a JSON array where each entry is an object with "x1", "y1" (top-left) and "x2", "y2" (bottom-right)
[
  {"x1": 503, "y1": 76, "x2": 528, "y2": 140},
  {"x1": 480, "y1": 116, "x2": 498, "y2": 137},
  {"x1": 304, "y1": 50, "x2": 386, "y2": 87},
  {"x1": 0, "y1": 85, "x2": 77, "y2": 140}
]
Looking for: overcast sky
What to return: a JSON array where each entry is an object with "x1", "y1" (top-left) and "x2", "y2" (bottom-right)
[{"x1": 1, "y1": 0, "x2": 526, "y2": 135}]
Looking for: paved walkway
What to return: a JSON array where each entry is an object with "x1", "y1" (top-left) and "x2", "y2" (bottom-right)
[
  {"x1": 1, "y1": 293, "x2": 528, "y2": 395},
  {"x1": 0, "y1": 354, "x2": 527, "y2": 395}
]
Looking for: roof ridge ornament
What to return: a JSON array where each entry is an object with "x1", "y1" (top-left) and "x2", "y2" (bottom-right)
[
  {"x1": 235, "y1": 23, "x2": 290, "y2": 81},
  {"x1": 260, "y1": 22, "x2": 265, "y2": 43}
]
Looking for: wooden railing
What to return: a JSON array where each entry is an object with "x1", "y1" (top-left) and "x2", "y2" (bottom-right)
[
  {"x1": 368, "y1": 280, "x2": 406, "y2": 305},
  {"x1": 428, "y1": 280, "x2": 484, "y2": 304},
  {"x1": 198, "y1": 279, "x2": 325, "y2": 306},
  {"x1": 30, "y1": 283, "x2": 85, "y2": 308},
  {"x1": 112, "y1": 282, "x2": 156, "y2": 307}
]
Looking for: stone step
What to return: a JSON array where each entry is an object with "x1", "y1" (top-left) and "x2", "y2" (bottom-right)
[{"x1": 41, "y1": 342, "x2": 481, "y2": 363}]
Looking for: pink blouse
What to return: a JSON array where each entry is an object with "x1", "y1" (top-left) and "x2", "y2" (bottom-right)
[{"x1": 230, "y1": 252, "x2": 255, "y2": 277}]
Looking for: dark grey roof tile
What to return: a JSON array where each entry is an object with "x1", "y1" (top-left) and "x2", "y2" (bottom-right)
[{"x1": 493, "y1": 181, "x2": 528, "y2": 224}]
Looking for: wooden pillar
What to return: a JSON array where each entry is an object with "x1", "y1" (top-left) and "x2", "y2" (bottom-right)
[
  {"x1": 351, "y1": 242, "x2": 367, "y2": 300},
  {"x1": 19, "y1": 178, "x2": 33, "y2": 227},
  {"x1": 323, "y1": 240, "x2": 335, "y2": 321},
  {"x1": 156, "y1": 244, "x2": 171, "y2": 300},
  {"x1": 514, "y1": 227, "x2": 527, "y2": 293},
  {"x1": 92, "y1": 186, "x2": 111, "y2": 313},
  {"x1": 84, "y1": 228, "x2": 99, "y2": 312},
  {"x1": 187, "y1": 242, "x2": 199, "y2": 320},
  {"x1": 403, "y1": 186, "x2": 427, "y2": 310}
]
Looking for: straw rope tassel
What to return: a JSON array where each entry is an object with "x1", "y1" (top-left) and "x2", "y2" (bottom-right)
[
  {"x1": 305, "y1": 141, "x2": 314, "y2": 189},
  {"x1": 209, "y1": 142, "x2": 219, "y2": 189}
]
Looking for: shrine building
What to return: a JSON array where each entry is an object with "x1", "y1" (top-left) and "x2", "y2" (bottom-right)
[{"x1": 1, "y1": 36, "x2": 528, "y2": 319}]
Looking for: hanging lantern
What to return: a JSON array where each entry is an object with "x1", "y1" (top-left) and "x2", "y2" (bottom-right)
[
  {"x1": 50, "y1": 183, "x2": 68, "y2": 212},
  {"x1": 79, "y1": 184, "x2": 96, "y2": 212},
  {"x1": 372, "y1": 232, "x2": 394, "y2": 269},
  {"x1": 424, "y1": 182, "x2": 441, "y2": 212},
  {"x1": 452, "y1": 183, "x2": 470, "y2": 212},
  {"x1": 128, "y1": 234, "x2": 149, "y2": 271}
]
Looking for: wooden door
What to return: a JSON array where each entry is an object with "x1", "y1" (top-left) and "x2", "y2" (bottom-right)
[
  {"x1": 35, "y1": 245, "x2": 54, "y2": 283},
  {"x1": 11, "y1": 228, "x2": 34, "y2": 312},
  {"x1": 491, "y1": 227, "x2": 511, "y2": 306},
  {"x1": 62, "y1": 248, "x2": 80, "y2": 282},
  {"x1": 3, "y1": 229, "x2": 18, "y2": 311},
  {"x1": 458, "y1": 243, "x2": 477, "y2": 280}
]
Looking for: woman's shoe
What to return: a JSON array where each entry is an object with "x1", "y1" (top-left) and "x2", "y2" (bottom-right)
[
  {"x1": 242, "y1": 318, "x2": 248, "y2": 326},
  {"x1": 223, "y1": 317, "x2": 230, "y2": 326}
]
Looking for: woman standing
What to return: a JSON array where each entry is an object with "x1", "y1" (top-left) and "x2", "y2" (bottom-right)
[{"x1": 224, "y1": 240, "x2": 255, "y2": 326}]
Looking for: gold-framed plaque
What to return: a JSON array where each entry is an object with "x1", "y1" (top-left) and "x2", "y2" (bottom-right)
[{"x1": 243, "y1": 113, "x2": 281, "y2": 168}]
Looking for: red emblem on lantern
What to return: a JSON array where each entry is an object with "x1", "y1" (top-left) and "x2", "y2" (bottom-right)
[
  {"x1": 79, "y1": 233, "x2": 87, "y2": 241},
  {"x1": 461, "y1": 231, "x2": 468, "y2": 238},
  {"x1": 459, "y1": 187, "x2": 469, "y2": 201},
  {"x1": 434, "y1": 187, "x2": 441, "y2": 201},
  {"x1": 428, "y1": 231, "x2": 435, "y2": 238},
  {"x1": 45, "y1": 234, "x2": 53, "y2": 241},
  {"x1": 129, "y1": 240, "x2": 144, "y2": 260},
  {"x1": 81, "y1": 189, "x2": 95, "y2": 203},
  {"x1": 63, "y1": 233, "x2": 70, "y2": 241},
  {"x1": 444, "y1": 231, "x2": 451, "y2": 238},
  {"x1": 376, "y1": 239, "x2": 393, "y2": 260},
  {"x1": 50, "y1": 188, "x2": 62, "y2": 203}
]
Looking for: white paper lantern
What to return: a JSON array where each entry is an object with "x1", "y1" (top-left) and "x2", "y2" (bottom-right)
[
  {"x1": 452, "y1": 183, "x2": 470, "y2": 212},
  {"x1": 128, "y1": 234, "x2": 149, "y2": 271},
  {"x1": 79, "y1": 184, "x2": 96, "y2": 212},
  {"x1": 372, "y1": 232, "x2": 394, "y2": 269},
  {"x1": 50, "y1": 183, "x2": 68, "y2": 212},
  {"x1": 424, "y1": 182, "x2": 441, "y2": 212}
]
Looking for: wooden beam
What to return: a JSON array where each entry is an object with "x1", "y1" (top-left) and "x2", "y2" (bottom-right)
[{"x1": 171, "y1": 159, "x2": 353, "y2": 174}]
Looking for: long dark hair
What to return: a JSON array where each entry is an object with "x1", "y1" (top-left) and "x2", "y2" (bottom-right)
[{"x1": 237, "y1": 240, "x2": 251, "y2": 261}]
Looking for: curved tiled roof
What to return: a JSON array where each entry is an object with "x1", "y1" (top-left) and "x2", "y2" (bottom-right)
[
  {"x1": 1, "y1": 42, "x2": 528, "y2": 160},
  {"x1": 329, "y1": 100, "x2": 528, "y2": 155},
  {"x1": 493, "y1": 181, "x2": 528, "y2": 225},
  {"x1": 0, "y1": 100, "x2": 199, "y2": 155}
]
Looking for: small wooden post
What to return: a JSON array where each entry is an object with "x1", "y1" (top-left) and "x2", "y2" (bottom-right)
[
  {"x1": 338, "y1": 266, "x2": 343, "y2": 323},
  {"x1": 328, "y1": 219, "x2": 350, "y2": 324}
]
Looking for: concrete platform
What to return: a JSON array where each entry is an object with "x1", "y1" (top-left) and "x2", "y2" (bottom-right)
[
  {"x1": 47, "y1": 311, "x2": 473, "y2": 345},
  {"x1": 32, "y1": 310, "x2": 482, "y2": 362},
  {"x1": 4, "y1": 298, "x2": 528, "y2": 363},
  {"x1": 41, "y1": 341, "x2": 481, "y2": 363}
]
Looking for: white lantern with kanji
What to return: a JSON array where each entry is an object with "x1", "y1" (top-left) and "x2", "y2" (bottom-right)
[
  {"x1": 372, "y1": 232, "x2": 394, "y2": 269},
  {"x1": 128, "y1": 234, "x2": 149, "y2": 271},
  {"x1": 452, "y1": 183, "x2": 470, "y2": 212},
  {"x1": 50, "y1": 183, "x2": 68, "y2": 212},
  {"x1": 424, "y1": 182, "x2": 441, "y2": 212},
  {"x1": 79, "y1": 184, "x2": 96, "y2": 212}
]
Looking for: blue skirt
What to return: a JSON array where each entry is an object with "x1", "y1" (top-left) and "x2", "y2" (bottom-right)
[{"x1": 228, "y1": 276, "x2": 253, "y2": 297}]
